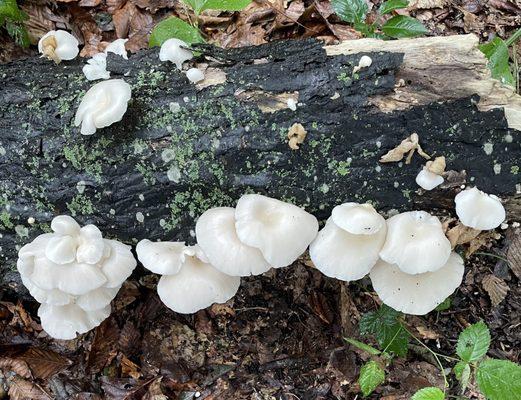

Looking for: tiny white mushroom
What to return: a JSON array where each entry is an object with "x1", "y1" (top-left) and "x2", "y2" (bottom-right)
[
  {"x1": 287, "y1": 98, "x2": 297, "y2": 111},
  {"x1": 196, "y1": 207, "x2": 271, "y2": 277},
  {"x1": 156, "y1": 245, "x2": 241, "y2": 314},
  {"x1": 136, "y1": 239, "x2": 188, "y2": 275},
  {"x1": 159, "y1": 38, "x2": 193, "y2": 69},
  {"x1": 234, "y1": 194, "x2": 319, "y2": 268},
  {"x1": 83, "y1": 53, "x2": 110, "y2": 81},
  {"x1": 74, "y1": 79, "x2": 132, "y2": 135},
  {"x1": 353, "y1": 55, "x2": 372, "y2": 73},
  {"x1": 186, "y1": 68, "x2": 204, "y2": 83},
  {"x1": 455, "y1": 187, "x2": 506, "y2": 230},
  {"x1": 370, "y1": 252, "x2": 464, "y2": 315},
  {"x1": 105, "y1": 38, "x2": 128, "y2": 59},
  {"x1": 415, "y1": 169, "x2": 444, "y2": 190},
  {"x1": 379, "y1": 211, "x2": 451, "y2": 274},
  {"x1": 309, "y1": 207, "x2": 387, "y2": 281},
  {"x1": 38, "y1": 30, "x2": 79, "y2": 63}
]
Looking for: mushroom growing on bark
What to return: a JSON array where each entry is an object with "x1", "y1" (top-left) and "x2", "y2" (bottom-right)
[
  {"x1": 234, "y1": 194, "x2": 319, "y2": 268},
  {"x1": 455, "y1": 187, "x2": 506, "y2": 230},
  {"x1": 159, "y1": 38, "x2": 193, "y2": 69},
  {"x1": 309, "y1": 203, "x2": 387, "y2": 281},
  {"x1": 17, "y1": 215, "x2": 136, "y2": 339},
  {"x1": 74, "y1": 79, "x2": 132, "y2": 135},
  {"x1": 38, "y1": 30, "x2": 79, "y2": 63}
]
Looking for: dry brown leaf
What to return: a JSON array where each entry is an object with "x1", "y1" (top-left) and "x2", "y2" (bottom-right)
[
  {"x1": 379, "y1": 133, "x2": 430, "y2": 164},
  {"x1": 416, "y1": 326, "x2": 440, "y2": 340},
  {"x1": 70, "y1": 5, "x2": 103, "y2": 57},
  {"x1": 121, "y1": 355, "x2": 142, "y2": 379},
  {"x1": 482, "y1": 274, "x2": 509, "y2": 306},
  {"x1": 467, "y1": 231, "x2": 500, "y2": 257},
  {"x1": 408, "y1": 0, "x2": 448, "y2": 9},
  {"x1": 143, "y1": 377, "x2": 168, "y2": 400},
  {"x1": 288, "y1": 123, "x2": 306, "y2": 150},
  {"x1": 79, "y1": 0, "x2": 102, "y2": 6},
  {"x1": 506, "y1": 229, "x2": 521, "y2": 278},
  {"x1": 86, "y1": 318, "x2": 120, "y2": 374},
  {"x1": 133, "y1": 0, "x2": 177, "y2": 13},
  {"x1": 0, "y1": 358, "x2": 32, "y2": 378},
  {"x1": 8, "y1": 377, "x2": 50, "y2": 400},
  {"x1": 119, "y1": 320, "x2": 141, "y2": 356},
  {"x1": 19, "y1": 348, "x2": 71, "y2": 380},
  {"x1": 21, "y1": 4, "x2": 55, "y2": 45},
  {"x1": 447, "y1": 223, "x2": 481, "y2": 248},
  {"x1": 209, "y1": 303, "x2": 236, "y2": 317}
]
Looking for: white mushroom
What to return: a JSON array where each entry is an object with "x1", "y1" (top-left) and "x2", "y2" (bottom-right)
[
  {"x1": 74, "y1": 79, "x2": 131, "y2": 135},
  {"x1": 370, "y1": 252, "x2": 464, "y2": 315},
  {"x1": 38, "y1": 303, "x2": 111, "y2": 340},
  {"x1": 309, "y1": 213, "x2": 387, "y2": 281},
  {"x1": 331, "y1": 203, "x2": 384, "y2": 235},
  {"x1": 136, "y1": 239, "x2": 189, "y2": 275},
  {"x1": 105, "y1": 38, "x2": 128, "y2": 59},
  {"x1": 234, "y1": 194, "x2": 319, "y2": 268},
  {"x1": 83, "y1": 53, "x2": 110, "y2": 81},
  {"x1": 379, "y1": 211, "x2": 451, "y2": 274},
  {"x1": 38, "y1": 30, "x2": 79, "y2": 63},
  {"x1": 156, "y1": 245, "x2": 241, "y2": 314},
  {"x1": 353, "y1": 55, "x2": 372, "y2": 73},
  {"x1": 186, "y1": 68, "x2": 204, "y2": 83},
  {"x1": 415, "y1": 168, "x2": 444, "y2": 190},
  {"x1": 159, "y1": 38, "x2": 193, "y2": 69},
  {"x1": 196, "y1": 207, "x2": 271, "y2": 276},
  {"x1": 455, "y1": 187, "x2": 506, "y2": 230},
  {"x1": 17, "y1": 215, "x2": 136, "y2": 339}
]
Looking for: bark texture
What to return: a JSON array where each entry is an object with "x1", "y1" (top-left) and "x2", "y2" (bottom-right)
[{"x1": 0, "y1": 35, "x2": 520, "y2": 291}]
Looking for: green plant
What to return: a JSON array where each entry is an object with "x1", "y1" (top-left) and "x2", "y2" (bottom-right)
[
  {"x1": 479, "y1": 28, "x2": 521, "y2": 88},
  {"x1": 331, "y1": 0, "x2": 427, "y2": 39},
  {"x1": 149, "y1": 0, "x2": 251, "y2": 47},
  {"x1": 346, "y1": 305, "x2": 521, "y2": 399},
  {"x1": 0, "y1": 0, "x2": 29, "y2": 47}
]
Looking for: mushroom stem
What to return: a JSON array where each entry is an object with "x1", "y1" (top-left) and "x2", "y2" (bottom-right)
[{"x1": 41, "y1": 35, "x2": 60, "y2": 64}]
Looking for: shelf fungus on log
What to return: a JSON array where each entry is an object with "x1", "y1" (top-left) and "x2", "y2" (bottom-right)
[{"x1": 0, "y1": 34, "x2": 520, "y2": 295}]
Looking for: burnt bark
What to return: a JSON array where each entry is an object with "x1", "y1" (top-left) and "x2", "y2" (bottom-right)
[{"x1": 0, "y1": 36, "x2": 520, "y2": 292}]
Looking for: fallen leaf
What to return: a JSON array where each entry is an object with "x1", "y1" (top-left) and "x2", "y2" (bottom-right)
[
  {"x1": 0, "y1": 358, "x2": 32, "y2": 378},
  {"x1": 288, "y1": 123, "x2": 307, "y2": 150},
  {"x1": 86, "y1": 317, "x2": 120, "y2": 374},
  {"x1": 19, "y1": 348, "x2": 71, "y2": 380},
  {"x1": 506, "y1": 229, "x2": 521, "y2": 278},
  {"x1": 482, "y1": 274, "x2": 509, "y2": 306},
  {"x1": 447, "y1": 223, "x2": 481, "y2": 248},
  {"x1": 408, "y1": 0, "x2": 448, "y2": 9},
  {"x1": 119, "y1": 320, "x2": 141, "y2": 357},
  {"x1": 143, "y1": 377, "x2": 167, "y2": 400},
  {"x1": 415, "y1": 326, "x2": 440, "y2": 340},
  {"x1": 467, "y1": 231, "x2": 500, "y2": 257},
  {"x1": 121, "y1": 355, "x2": 142, "y2": 380},
  {"x1": 8, "y1": 377, "x2": 50, "y2": 400}
]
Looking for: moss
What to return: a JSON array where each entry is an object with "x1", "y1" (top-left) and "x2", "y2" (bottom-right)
[
  {"x1": 135, "y1": 162, "x2": 157, "y2": 185},
  {"x1": 63, "y1": 143, "x2": 104, "y2": 183},
  {"x1": 67, "y1": 194, "x2": 95, "y2": 216},
  {"x1": 511, "y1": 165, "x2": 519, "y2": 175},
  {"x1": 0, "y1": 211, "x2": 13, "y2": 229}
]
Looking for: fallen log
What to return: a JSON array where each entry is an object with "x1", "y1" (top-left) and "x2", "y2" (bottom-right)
[{"x1": 0, "y1": 34, "x2": 520, "y2": 293}]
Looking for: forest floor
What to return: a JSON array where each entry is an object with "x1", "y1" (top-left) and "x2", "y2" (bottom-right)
[{"x1": 1, "y1": 0, "x2": 521, "y2": 399}]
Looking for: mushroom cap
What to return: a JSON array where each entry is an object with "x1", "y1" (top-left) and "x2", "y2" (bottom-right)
[
  {"x1": 455, "y1": 187, "x2": 506, "y2": 230},
  {"x1": 38, "y1": 30, "x2": 79, "y2": 61},
  {"x1": 331, "y1": 202, "x2": 385, "y2": 235},
  {"x1": 370, "y1": 252, "x2": 464, "y2": 315},
  {"x1": 415, "y1": 168, "x2": 444, "y2": 190},
  {"x1": 74, "y1": 79, "x2": 132, "y2": 135},
  {"x1": 105, "y1": 38, "x2": 128, "y2": 59},
  {"x1": 309, "y1": 217, "x2": 387, "y2": 281},
  {"x1": 234, "y1": 194, "x2": 319, "y2": 268},
  {"x1": 379, "y1": 211, "x2": 451, "y2": 274},
  {"x1": 156, "y1": 246, "x2": 241, "y2": 314},
  {"x1": 136, "y1": 239, "x2": 188, "y2": 275},
  {"x1": 83, "y1": 53, "x2": 110, "y2": 81},
  {"x1": 159, "y1": 38, "x2": 193, "y2": 69},
  {"x1": 196, "y1": 207, "x2": 271, "y2": 276},
  {"x1": 37, "y1": 303, "x2": 111, "y2": 340},
  {"x1": 186, "y1": 68, "x2": 204, "y2": 83}
]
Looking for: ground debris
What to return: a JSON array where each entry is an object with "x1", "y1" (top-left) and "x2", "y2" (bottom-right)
[
  {"x1": 379, "y1": 133, "x2": 431, "y2": 164},
  {"x1": 482, "y1": 274, "x2": 510, "y2": 306}
]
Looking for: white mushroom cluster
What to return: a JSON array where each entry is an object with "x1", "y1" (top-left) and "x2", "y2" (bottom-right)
[
  {"x1": 137, "y1": 194, "x2": 318, "y2": 313},
  {"x1": 17, "y1": 216, "x2": 136, "y2": 339},
  {"x1": 159, "y1": 38, "x2": 204, "y2": 84},
  {"x1": 82, "y1": 38, "x2": 129, "y2": 82},
  {"x1": 38, "y1": 30, "x2": 79, "y2": 64}
]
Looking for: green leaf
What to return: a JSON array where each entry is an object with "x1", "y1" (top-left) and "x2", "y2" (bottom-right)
[
  {"x1": 0, "y1": 0, "x2": 28, "y2": 22},
  {"x1": 476, "y1": 359, "x2": 521, "y2": 400},
  {"x1": 359, "y1": 361, "x2": 385, "y2": 397},
  {"x1": 434, "y1": 297, "x2": 451, "y2": 311},
  {"x1": 379, "y1": 0, "x2": 409, "y2": 15},
  {"x1": 5, "y1": 19, "x2": 29, "y2": 47},
  {"x1": 149, "y1": 17, "x2": 204, "y2": 47},
  {"x1": 456, "y1": 321, "x2": 491, "y2": 363},
  {"x1": 183, "y1": 0, "x2": 250, "y2": 14},
  {"x1": 331, "y1": 0, "x2": 368, "y2": 24},
  {"x1": 345, "y1": 337, "x2": 381, "y2": 356},
  {"x1": 359, "y1": 305, "x2": 410, "y2": 356},
  {"x1": 382, "y1": 15, "x2": 427, "y2": 38},
  {"x1": 453, "y1": 361, "x2": 471, "y2": 394},
  {"x1": 411, "y1": 387, "x2": 445, "y2": 400},
  {"x1": 479, "y1": 37, "x2": 515, "y2": 87}
]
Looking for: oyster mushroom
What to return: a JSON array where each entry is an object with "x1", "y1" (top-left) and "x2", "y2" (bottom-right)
[
  {"x1": 38, "y1": 30, "x2": 79, "y2": 63},
  {"x1": 455, "y1": 187, "x2": 506, "y2": 230}
]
